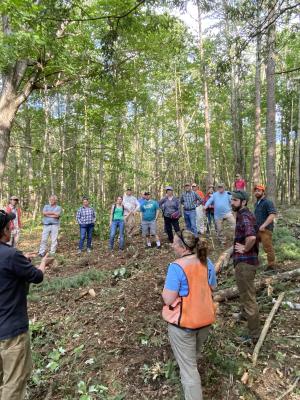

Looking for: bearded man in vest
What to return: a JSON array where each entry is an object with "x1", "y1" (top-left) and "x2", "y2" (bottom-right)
[
  {"x1": 162, "y1": 229, "x2": 216, "y2": 400},
  {"x1": 231, "y1": 191, "x2": 261, "y2": 344}
]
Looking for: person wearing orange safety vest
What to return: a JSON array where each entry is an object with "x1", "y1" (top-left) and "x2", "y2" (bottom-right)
[{"x1": 162, "y1": 229, "x2": 216, "y2": 400}]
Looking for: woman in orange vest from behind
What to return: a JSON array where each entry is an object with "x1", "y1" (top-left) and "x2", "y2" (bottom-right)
[{"x1": 162, "y1": 229, "x2": 216, "y2": 400}]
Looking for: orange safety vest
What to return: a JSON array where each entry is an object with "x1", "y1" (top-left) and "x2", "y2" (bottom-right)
[{"x1": 162, "y1": 255, "x2": 216, "y2": 329}]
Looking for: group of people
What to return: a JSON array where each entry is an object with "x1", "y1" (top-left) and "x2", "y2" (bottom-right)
[{"x1": 0, "y1": 177, "x2": 277, "y2": 400}]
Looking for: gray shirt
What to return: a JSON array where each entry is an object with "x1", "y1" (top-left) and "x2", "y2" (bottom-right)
[{"x1": 42, "y1": 205, "x2": 62, "y2": 225}]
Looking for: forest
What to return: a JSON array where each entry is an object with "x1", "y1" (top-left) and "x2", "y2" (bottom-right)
[{"x1": 0, "y1": 1, "x2": 300, "y2": 400}]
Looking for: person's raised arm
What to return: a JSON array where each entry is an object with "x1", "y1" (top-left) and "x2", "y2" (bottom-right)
[{"x1": 204, "y1": 195, "x2": 214, "y2": 209}]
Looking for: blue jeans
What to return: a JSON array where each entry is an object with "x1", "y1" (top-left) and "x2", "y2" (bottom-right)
[
  {"x1": 183, "y1": 209, "x2": 198, "y2": 236},
  {"x1": 109, "y1": 220, "x2": 125, "y2": 250},
  {"x1": 79, "y1": 224, "x2": 94, "y2": 250}
]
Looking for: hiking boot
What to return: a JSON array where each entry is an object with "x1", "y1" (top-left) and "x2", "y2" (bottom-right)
[
  {"x1": 38, "y1": 253, "x2": 45, "y2": 258},
  {"x1": 77, "y1": 250, "x2": 82, "y2": 254},
  {"x1": 87, "y1": 248, "x2": 91, "y2": 253}
]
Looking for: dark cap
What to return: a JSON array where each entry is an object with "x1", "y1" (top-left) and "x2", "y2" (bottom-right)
[
  {"x1": 144, "y1": 191, "x2": 150, "y2": 196},
  {"x1": 231, "y1": 190, "x2": 249, "y2": 201},
  {"x1": 0, "y1": 210, "x2": 15, "y2": 230},
  {"x1": 126, "y1": 188, "x2": 132, "y2": 191}
]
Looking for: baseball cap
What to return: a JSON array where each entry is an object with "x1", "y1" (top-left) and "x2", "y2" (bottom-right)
[
  {"x1": 232, "y1": 190, "x2": 249, "y2": 201},
  {"x1": 191, "y1": 183, "x2": 198, "y2": 187},
  {"x1": 165, "y1": 186, "x2": 173, "y2": 191},
  {"x1": 217, "y1": 183, "x2": 225, "y2": 188},
  {"x1": 0, "y1": 210, "x2": 15, "y2": 230},
  {"x1": 254, "y1": 184, "x2": 265, "y2": 191},
  {"x1": 144, "y1": 191, "x2": 150, "y2": 196},
  {"x1": 10, "y1": 195, "x2": 19, "y2": 200},
  {"x1": 126, "y1": 188, "x2": 132, "y2": 191}
]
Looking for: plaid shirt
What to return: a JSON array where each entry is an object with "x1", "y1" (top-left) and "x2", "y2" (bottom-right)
[
  {"x1": 233, "y1": 207, "x2": 259, "y2": 266},
  {"x1": 180, "y1": 191, "x2": 202, "y2": 210},
  {"x1": 76, "y1": 206, "x2": 96, "y2": 225}
]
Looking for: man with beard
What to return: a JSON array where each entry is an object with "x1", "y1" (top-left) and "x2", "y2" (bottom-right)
[
  {"x1": 231, "y1": 191, "x2": 260, "y2": 343},
  {"x1": 253, "y1": 185, "x2": 277, "y2": 271}
]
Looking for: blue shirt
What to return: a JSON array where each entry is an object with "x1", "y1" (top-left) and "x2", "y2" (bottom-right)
[
  {"x1": 140, "y1": 200, "x2": 159, "y2": 221},
  {"x1": 138, "y1": 198, "x2": 147, "y2": 207},
  {"x1": 0, "y1": 243, "x2": 43, "y2": 340},
  {"x1": 164, "y1": 258, "x2": 217, "y2": 296},
  {"x1": 205, "y1": 191, "x2": 231, "y2": 220},
  {"x1": 254, "y1": 197, "x2": 276, "y2": 231},
  {"x1": 42, "y1": 205, "x2": 62, "y2": 225}
]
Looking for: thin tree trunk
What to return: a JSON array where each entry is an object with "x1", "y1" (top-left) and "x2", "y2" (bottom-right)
[
  {"x1": 265, "y1": 3, "x2": 277, "y2": 203},
  {"x1": 197, "y1": 1, "x2": 212, "y2": 186},
  {"x1": 296, "y1": 85, "x2": 300, "y2": 203},
  {"x1": 252, "y1": 31, "x2": 262, "y2": 189}
]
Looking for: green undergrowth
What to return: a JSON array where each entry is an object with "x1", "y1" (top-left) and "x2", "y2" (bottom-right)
[
  {"x1": 30, "y1": 268, "x2": 108, "y2": 295},
  {"x1": 273, "y1": 226, "x2": 300, "y2": 262}
]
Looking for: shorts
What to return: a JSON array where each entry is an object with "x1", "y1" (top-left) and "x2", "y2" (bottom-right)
[{"x1": 142, "y1": 220, "x2": 156, "y2": 236}]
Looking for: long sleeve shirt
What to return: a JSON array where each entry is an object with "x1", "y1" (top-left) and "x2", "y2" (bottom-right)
[
  {"x1": 123, "y1": 195, "x2": 139, "y2": 216},
  {"x1": 180, "y1": 191, "x2": 202, "y2": 210},
  {"x1": 0, "y1": 243, "x2": 44, "y2": 340},
  {"x1": 76, "y1": 206, "x2": 96, "y2": 225}
]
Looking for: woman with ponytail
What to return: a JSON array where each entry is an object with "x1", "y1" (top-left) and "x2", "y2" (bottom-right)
[{"x1": 162, "y1": 229, "x2": 216, "y2": 400}]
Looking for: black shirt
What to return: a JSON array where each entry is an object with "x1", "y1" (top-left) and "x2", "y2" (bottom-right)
[
  {"x1": 254, "y1": 197, "x2": 276, "y2": 231},
  {"x1": 0, "y1": 242, "x2": 43, "y2": 340}
]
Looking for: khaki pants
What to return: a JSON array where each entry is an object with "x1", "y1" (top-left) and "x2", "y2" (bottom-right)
[
  {"x1": 39, "y1": 224, "x2": 59, "y2": 255},
  {"x1": 235, "y1": 262, "x2": 260, "y2": 338},
  {"x1": 125, "y1": 214, "x2": 136, "y2": 237},
  {"x1": 8, "y1": 229, "x2": 20, "y2": 248},
  {"x1": 215, "y1": 212, "x2": 236, "y2": 244},
  {"x1": 0, "y1": 332, "x2": 32, "y2": 400},
  {"x1": 258, "y1": 230, "x2": 275, "y2": 267},
  {"x1": 196, "y1": 206, "x2": 205, "y2": 235},
  {"x1": 168, "y1": 324, "x2": 210, "y2": 400}
]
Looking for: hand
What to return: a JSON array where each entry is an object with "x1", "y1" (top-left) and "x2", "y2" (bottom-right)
[
  {"x1": 234, "y1": 243, "x2": 245, "y2": 254},
  {"x1": 259, "y1": 226, "x2": 266, "y2": 232},
  {"x1": 24, "y1": 252, "x2": 37, "y2": 259},
  {"x1": 42, "y1": 253, "x2": 55, "y2": 267}
]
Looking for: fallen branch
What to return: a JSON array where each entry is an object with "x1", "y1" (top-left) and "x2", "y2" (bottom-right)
[
  {"x1": 215, "y1": 246, "x2": 233, "y2": 273},
  {"x1": 276, "y1": 376, "x2": 299, "y2": 400},
  {"x1": 252, "y1": 292, "x2": 285, "y2": 366},
  {"x1": 214, "y1": 268, "x2": 300, "y2": 302}
]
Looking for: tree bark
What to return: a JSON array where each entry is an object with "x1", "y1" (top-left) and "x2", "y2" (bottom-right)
[
  {"x1": 265, "y1": 3, "x2": 277, "y2": 203},
  {"x1": 252, "y1": 31, "x2": 262, "y2": 190},
  {"x1": 296, "y1": 85, "x2": 300, "y2": 203},
  {"x1": 197, "y1": 1, "x2": 213, "y2": 187}
]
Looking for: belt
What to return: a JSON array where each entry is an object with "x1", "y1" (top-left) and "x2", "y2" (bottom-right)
[{"x1": 184, "y1": 208, "x2": 196, "y2": 211}]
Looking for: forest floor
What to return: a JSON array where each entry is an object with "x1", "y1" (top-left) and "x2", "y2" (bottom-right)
[{"x1": 21, "y1": 206, "x2": 300, "y2": 400}]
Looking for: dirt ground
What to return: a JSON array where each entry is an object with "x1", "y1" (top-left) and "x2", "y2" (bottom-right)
[{"x1": 19, "y1": 212, "x2": 300, "y2": 400}]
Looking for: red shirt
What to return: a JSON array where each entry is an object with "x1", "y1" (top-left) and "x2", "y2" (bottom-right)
[
  {"x1": 234, "y1": 179, "x2": 246, "y2": 190},
  {"x1": 196, "y1": 190, "x2": 204, "y2": 199}
]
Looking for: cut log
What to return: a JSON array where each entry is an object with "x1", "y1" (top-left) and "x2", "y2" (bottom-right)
[
  {"x1": 215, "y1": 246, "x2": 233, "y2": 273},
  {"x1": 214, "y1": 268, "x2": 300, "y2": 302},
  {"x1": 252, "y1": 292, "x2": 285, "y2": 366}
]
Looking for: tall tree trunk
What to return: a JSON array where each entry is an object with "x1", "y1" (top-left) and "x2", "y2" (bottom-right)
[
  {"x1": 296, "y1": 85, "x2": 300, "y2": 203},
  {"x1": 252, "y1": 31, "x2": 262, "y2": 189},
  {"x1": 197, "y1": 1, "x2": 212, "y2": 187},
  {"x1": 265, "y1": 4, "x2": 277, "y2": 203}
]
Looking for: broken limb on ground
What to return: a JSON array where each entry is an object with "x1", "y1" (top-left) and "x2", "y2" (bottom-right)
[{"x1": 21, "y1": 206, "x2": 300, "y2": 400}]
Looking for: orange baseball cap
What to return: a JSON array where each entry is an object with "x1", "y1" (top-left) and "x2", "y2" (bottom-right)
[{"x1": 254, "y1": 184, "x2": 265, "y2": 191}]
